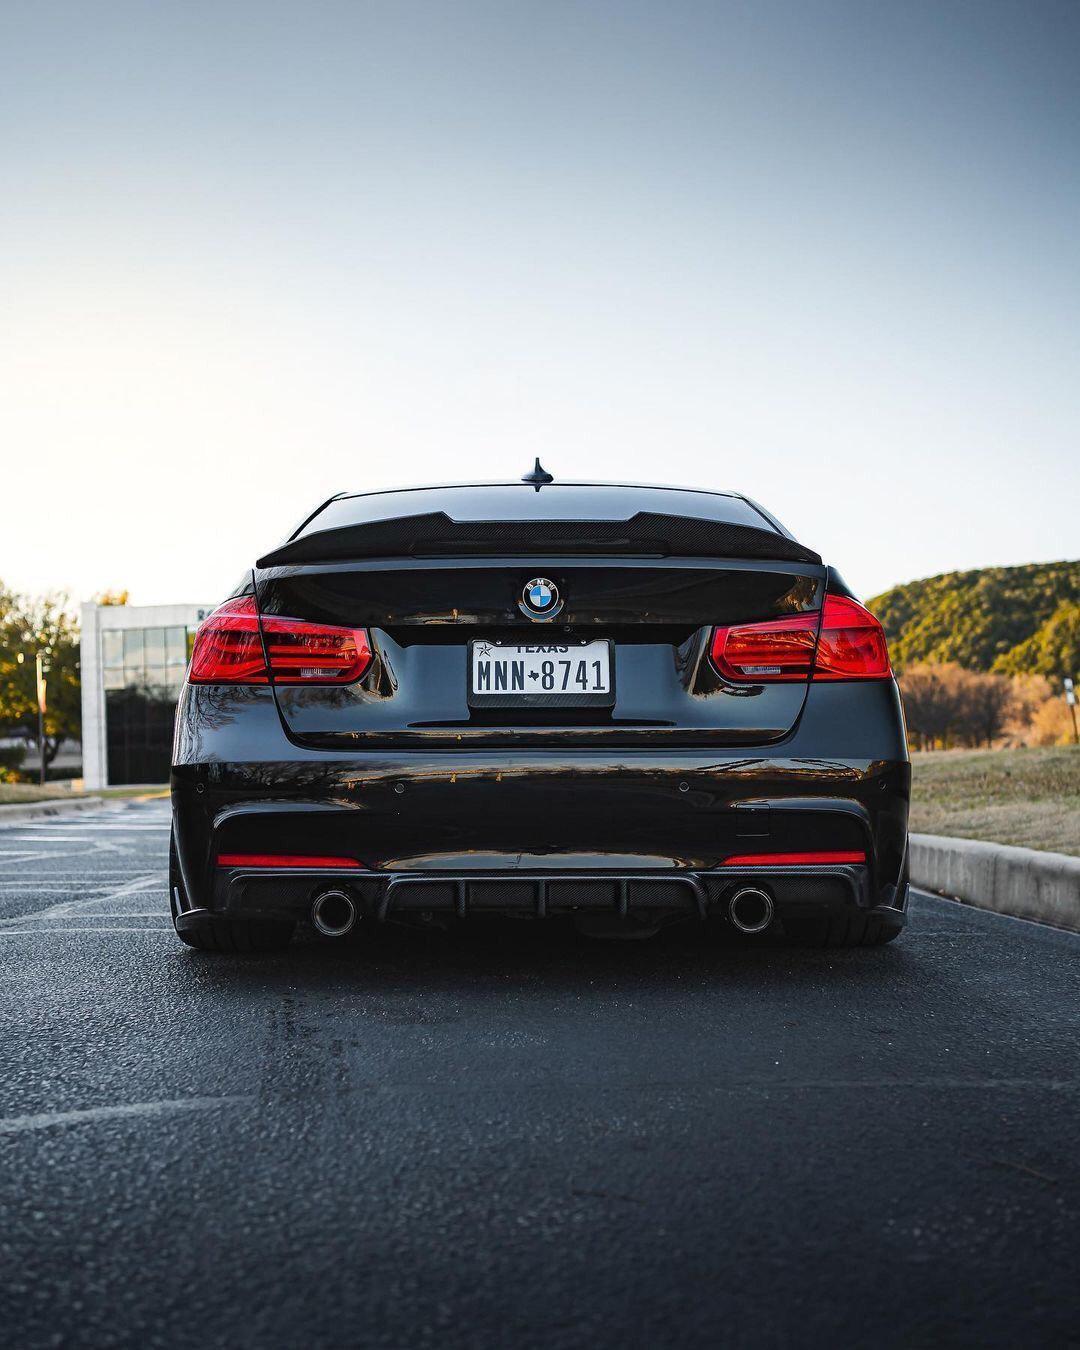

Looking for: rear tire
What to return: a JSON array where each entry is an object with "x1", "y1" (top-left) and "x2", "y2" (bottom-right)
[
  {"x1": 782, "y1": 913, "x2": 902, "y2": 948},
  {"x1": 175, "y1": 917, "x2": 295, "y2": 953},
  {"x1": 170, "y1": 825, "x2": 293, "y2": 953}
]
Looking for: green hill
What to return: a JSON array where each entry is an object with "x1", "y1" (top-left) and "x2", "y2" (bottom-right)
[{"x1": 866, "y1": 560, "x2": 1080, "y2": 675}]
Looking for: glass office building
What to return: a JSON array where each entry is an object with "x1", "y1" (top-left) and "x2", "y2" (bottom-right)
[
  {"x1": 81, "y1": 603, "x2": 214, "y2": 788},
  {"x1": 101, "y1": 624, "x2": 193, "y2": 785}
]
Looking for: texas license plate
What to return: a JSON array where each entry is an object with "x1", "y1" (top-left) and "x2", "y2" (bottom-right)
[{"x1": 468, "y1": 640, "x2": 614, "y2": 707}]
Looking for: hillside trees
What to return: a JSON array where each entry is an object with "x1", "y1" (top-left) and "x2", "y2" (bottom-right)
[
  {"x1": 992, "y1": 601, "x2": 1080, "y2": 678},
  {"x1": 870, "y1": 562, "x2": 1079, "y2": 746},
  {"x1": 869, "y1": 561, "x2": 1079, "y2": 673}
]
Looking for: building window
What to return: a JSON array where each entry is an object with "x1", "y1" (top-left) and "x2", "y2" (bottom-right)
[{"x1": 103, "y1": 624, "x2": 192, "y2": 785}]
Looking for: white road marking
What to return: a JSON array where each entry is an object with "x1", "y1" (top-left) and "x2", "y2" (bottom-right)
[
  {"x1": 10, "y1": 815, "x2": 167, "y2": 825},
  {"x1": 0, "y1": 826, "x2": 114, "y2": 837},
  {"x1": 0, "y1": 874, "x2": 165, "y2": 928},
  {"x1": 9, "y1": 827, "x2": 170, "y2": 835},
  {"x1": 0, "y1": 876, "x2": 163, "y2": 883},
  {"x1": 0, "y1": 851, "x2": 121, "y2": 864},
  {"x1": 32, "y1": 911, "x2": 168, "y2": 918},
  {"x1": 0, "y1": 1096, "x2": 250, "y2": 1136},
  {"x1": 0, "y1": 928, "x2": 173, "y2": 935},
  {"x1": 0, "y1": 879, "x2": 142, "y2": 885},
  {"x1": 0, "y1": 868, "x2": 160, "y2": 874},
  {"x1": 0, "y1": 888, "x2": 126, "y2": 895}
]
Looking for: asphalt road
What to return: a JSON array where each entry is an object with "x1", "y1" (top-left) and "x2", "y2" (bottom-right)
[{"x1": 2, "y1": 800, "x2": 1079, "y2": 1349}]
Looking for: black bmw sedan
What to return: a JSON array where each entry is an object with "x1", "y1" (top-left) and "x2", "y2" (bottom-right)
[{"x1": 170, "y1": 470, "x2": 909, "y2": 952}]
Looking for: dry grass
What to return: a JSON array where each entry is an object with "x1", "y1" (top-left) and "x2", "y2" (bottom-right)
[
  {"x1": 0, "y1": 784, "x2": 168, "y2": 805},
  {"x1": 910, "y1": 746, "x2": 1080, "y2": 856},
  {"x1": 0, "y1": 783, "x2": 80, "y2": 804}
]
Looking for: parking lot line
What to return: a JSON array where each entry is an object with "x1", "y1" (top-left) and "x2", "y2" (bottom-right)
[
  {"x1": 0, "y1": 928, "x2": 174, "y2": 935},
  {"x1": 0, "y1": 874, "x2": 166, "y2": 927},
  {"x1": 0, "y1": 1096, "x2": 250, "y2": 1136}
]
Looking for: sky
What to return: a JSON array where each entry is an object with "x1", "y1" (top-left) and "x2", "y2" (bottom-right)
[{"x1": 2, "y1": 0, "x2": 1078, "y2": 606}]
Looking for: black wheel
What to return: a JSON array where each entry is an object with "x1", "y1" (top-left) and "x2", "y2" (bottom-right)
[
  {"x1": 170, "y1": 825, "x2": 293, "y2": 953},
  {"x1": 175, "y1": 917, "x2": 295, "y2": 953},
  {"x1": 782, "y1": 913, "x2": 902, "y2": 948}
]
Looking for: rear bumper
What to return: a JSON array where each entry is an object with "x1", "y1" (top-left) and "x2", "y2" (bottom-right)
[
  {"x1": 172, "y1": 680, "x2": 910, "y2": 922},
  {"x1": 173, "y1": 760, "x2": 909, "y2": 914},
  {"x1": 174, "y1": 860, "x2": 908, "y2": 933}
]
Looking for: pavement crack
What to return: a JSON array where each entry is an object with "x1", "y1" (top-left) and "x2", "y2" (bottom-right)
[{"x1": 988, "y1": 1157, "x2": 1059, "y2": 1184}]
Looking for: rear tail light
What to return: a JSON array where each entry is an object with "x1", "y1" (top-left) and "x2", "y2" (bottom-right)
[
  {"x1": 723, "y1": 850, "x2": 867, "y2": 866},
  {"x1": 813, "y1": 594, "x2": 892, "y2": 680},
  {"x1": 709, "y1": 594, "x2": 891, "y2": 683},
  {"x1": 188, "y1": 596, "x2": 372, "y2": 685},
  {"x1": 709, "y1": 613, "x2": 818, "y2": 682}
]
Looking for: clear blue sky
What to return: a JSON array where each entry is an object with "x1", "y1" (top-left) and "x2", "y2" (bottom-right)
[{"x1": 2, "y1": 0, "x2": 1078, "y2": 604}]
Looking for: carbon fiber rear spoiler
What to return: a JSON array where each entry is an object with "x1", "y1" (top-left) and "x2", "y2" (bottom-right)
[{"x1": 257, "y1": 511, "x2": 822, "y2": 568}]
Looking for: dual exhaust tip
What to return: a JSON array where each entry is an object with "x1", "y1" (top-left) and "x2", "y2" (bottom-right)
[
  {"x1": 727, "y1": 886, "x2": 775, "y2": 934},
  {"x1": 311, "y1": 889, "x2": 358, "y2": 938}
]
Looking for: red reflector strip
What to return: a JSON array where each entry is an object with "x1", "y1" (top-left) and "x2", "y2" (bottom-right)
[
  {"x1": 216, "y1": 854, "x2": 363, "y2": 869},
  {"x1": 722, "y1": 851, "x2": 866, "y2": 867}
]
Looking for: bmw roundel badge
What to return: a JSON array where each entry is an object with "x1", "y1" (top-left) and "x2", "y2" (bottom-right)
[{"x1": 520, "y1": 576, "x2": 563, "y2": 621}]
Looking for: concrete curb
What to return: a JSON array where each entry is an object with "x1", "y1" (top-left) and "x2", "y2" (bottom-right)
[
  {"x1": 0, "y1": 797, "x2": 106, "y2": 827},
  {"x1": 911, "y1": 833, "x2": 1080, "y2": 933}
]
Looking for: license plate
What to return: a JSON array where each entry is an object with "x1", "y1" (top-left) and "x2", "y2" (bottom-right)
[{"x1": 469, "y1": 640, "x2": 614, "y2": 707}]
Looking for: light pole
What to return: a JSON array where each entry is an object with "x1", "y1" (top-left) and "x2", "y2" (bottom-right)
[
  {"x1": 36, "y1": 653, "x2": 47, "y2": 785},
  {"x1": 16, "y1": 650, "x2": 49, "y2": 785}
]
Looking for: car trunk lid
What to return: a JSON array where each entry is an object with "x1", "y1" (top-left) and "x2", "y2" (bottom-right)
[{"x1": 253, "y1": 555, "x2": 825, "y2": 748}]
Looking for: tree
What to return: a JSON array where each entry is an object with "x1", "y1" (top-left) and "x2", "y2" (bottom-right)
[
  {"x1": 898, "y1": 663, "x2": 1016, "y2": 749},
  {"x1": 898, "y1": 663, "x2": 966, "y2": 750},
  {"x1": 1029, "y1": 696, "x2": 1076, "y2": 747},
  {"x1": 0, "y1": 583, "x2": 26, "y2": 731},
  {"x1": 1005, "y1": 673, "x2": 1054, "y2": 746},
  {"x1": 962, "y1": 670, "x2": 1015, "y2": 748},
  {"x1": 0, "y1": 585, "x2": 81, "y2": 769}
]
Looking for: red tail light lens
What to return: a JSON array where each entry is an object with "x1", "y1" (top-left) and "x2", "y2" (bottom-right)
[
  {"x1": 260, "y1": 608, "x2": 372, "y2": 684},
  {"x1": 709, "y1": 613, "x2": 818, "y2": 682},
  {"x1": 709, "y1": 594, "x2": 891, "y2": 683},
  {"x1": 216, "y1": 853, "x2": 363, "y2": 869},
  {"x1": 815, "y1": 594, "x2": 892, "y2": 680},
  {"x1": 187, "y1": 597, "x2": 266, "y2": 683},
  {"x1": 188, "y1": 596, "x2": 372, "y2": 685}
]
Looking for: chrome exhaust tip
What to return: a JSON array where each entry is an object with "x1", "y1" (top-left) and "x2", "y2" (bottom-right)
[
  {"x1": 728, "y1": 886, "x2": 774, "y2": 935},
  {"x1": 311, "y1": 889, "x2": 358, "y2": 938}
]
